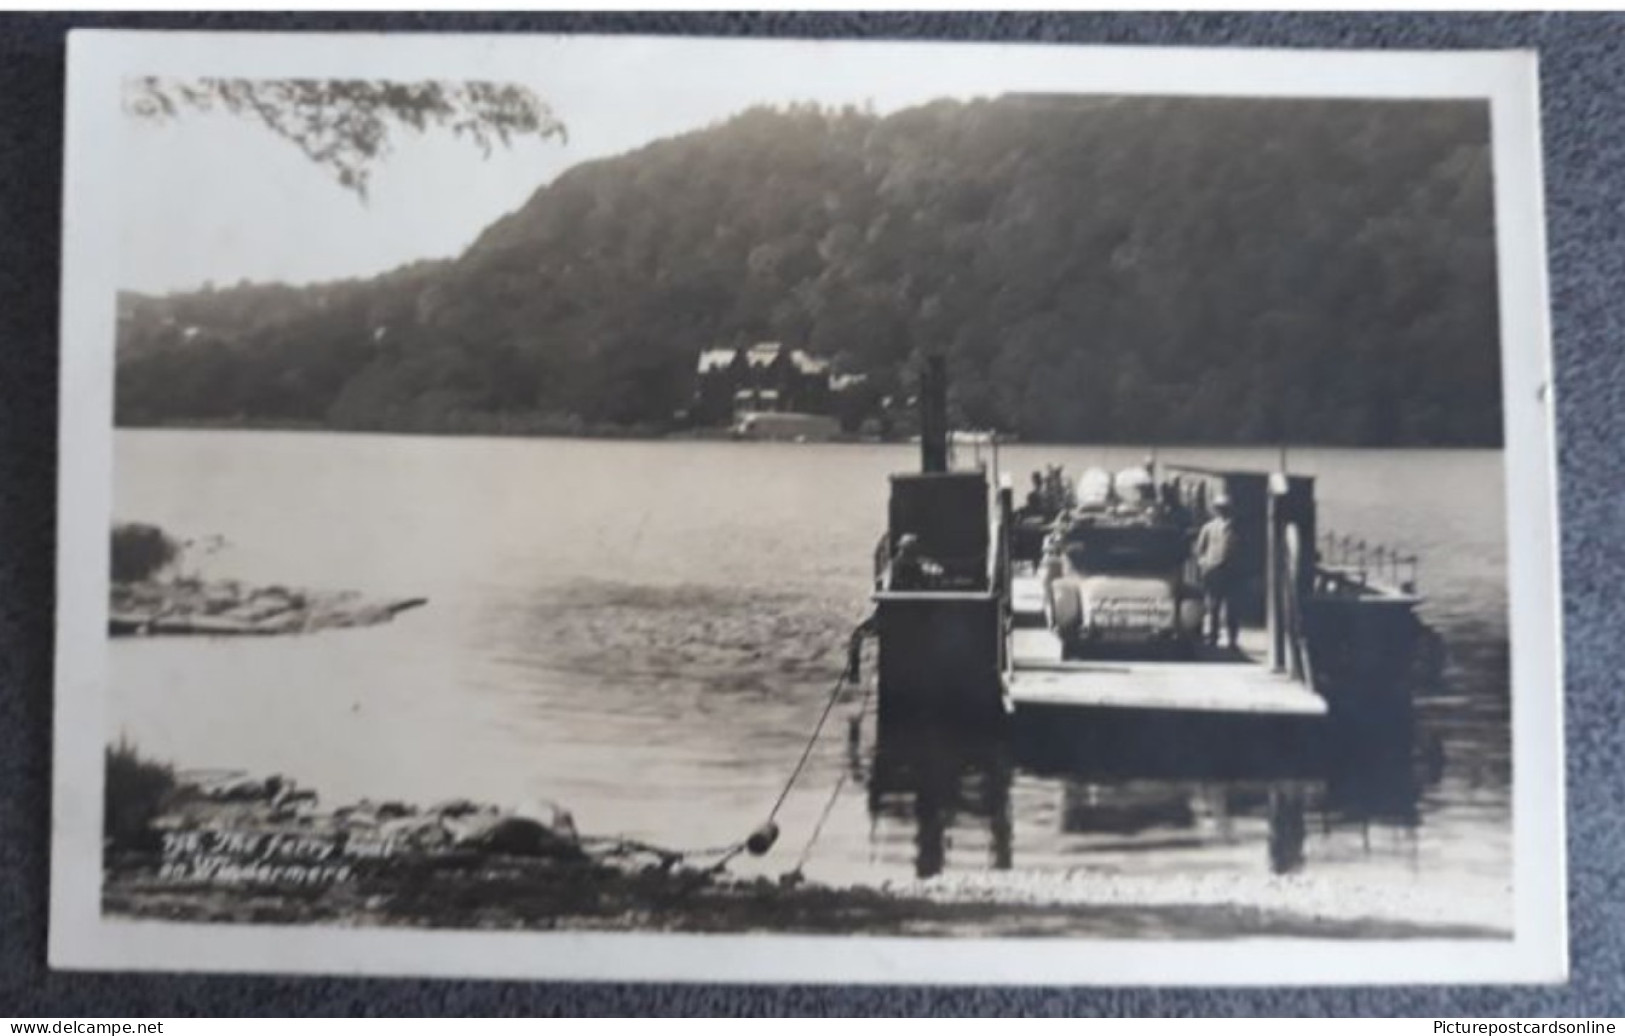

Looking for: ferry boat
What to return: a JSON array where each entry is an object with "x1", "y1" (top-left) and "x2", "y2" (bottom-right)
[{"x1": 867, "y1": 358, "x2": 1439, "y2": 773}]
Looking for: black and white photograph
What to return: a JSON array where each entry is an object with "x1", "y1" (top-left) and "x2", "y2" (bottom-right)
[{"x1": 51, "y1": 31, "x2": 1564, "y2": 984}]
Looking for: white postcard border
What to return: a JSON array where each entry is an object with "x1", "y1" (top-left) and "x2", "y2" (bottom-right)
[{"x1": 52, "y1": 30, "x2": 1566, "y2": 985}]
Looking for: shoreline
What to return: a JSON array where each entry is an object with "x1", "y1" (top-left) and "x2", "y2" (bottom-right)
[
  {"x1": 111, "y1": 422, "x2": 1506, "y2": 452},
  {"x1": 101, "y1": 882, "x2": 1510, "y2": 941},
  {"x1": 102, "y1": 861, "x2": 1512, "y2": 940},
  {"x1": 103, "y1": 765, "x2": 1512, "y2": 941}
]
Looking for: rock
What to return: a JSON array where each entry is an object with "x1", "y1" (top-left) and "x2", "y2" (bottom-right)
[
  {"x1": 450, "y1": 816, "x2": 579, "y2": 858},
  {"x1": 513, "y1": 799, "x2": 579, "y2": 843},
  {"x1": 446, "y1": 801, "x2": 581, "y2": 859},
  {"x1": 146, "y1": 765, "x2": 587, "y2": 867},
  {"x1": 273, "y1": 785, "x2": 317, "y2": 810},
  {"x1": 202, "y1": 584, "x2": 242, "y2": 615},
  {"x1": 109, "y1": 572, "x2": 426, "y2": 639},
  {"x1": 109, "y1": 612, "x2": 154, "y2": 635},
  {"x1": 334, "y1": 803, "x2": 381, "y2": 828},
  {"x1": 226, "y1": 597, "x2": 297, "y2": 624},
  {"x1": 201, "y1": 774, "x2": 283, "y2": 802},
  {"x1": 379, "y1": 814, "x2": 454, "y2": 853}
]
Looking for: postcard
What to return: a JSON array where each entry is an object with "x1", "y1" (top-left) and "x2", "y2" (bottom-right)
[{"x1": 52, "y1": 30, "x2": 1565, "y2": 983}]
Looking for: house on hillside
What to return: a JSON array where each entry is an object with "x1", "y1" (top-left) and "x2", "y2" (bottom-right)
[{"x1": 692, "y1": 342, "x2": 834, "y2": 426}]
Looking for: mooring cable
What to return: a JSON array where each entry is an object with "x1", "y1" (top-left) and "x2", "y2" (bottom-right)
[
  {"x1": 784, "y1": 676, "x2": 875, "y2": 882},
  {"x1": 583, "y1": 613, "x2": 875, "y2": 872},
  {"x1": 764, "y1": 663, "x2": 851, "y2": 823}
]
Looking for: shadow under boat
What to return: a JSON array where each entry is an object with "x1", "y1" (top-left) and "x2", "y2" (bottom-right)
[{"x1": 860, "y1": 700, "x2": 1431, "y2": 880}]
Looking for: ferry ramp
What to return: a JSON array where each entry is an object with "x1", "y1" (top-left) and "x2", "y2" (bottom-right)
[{"x1": 1005, "y1": 626, "x2": 1328, "y2": 718}]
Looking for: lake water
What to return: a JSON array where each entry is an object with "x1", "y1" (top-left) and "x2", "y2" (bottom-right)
[{"x1": 111, "y1": 430, "x2": 1513, "y2": 932}]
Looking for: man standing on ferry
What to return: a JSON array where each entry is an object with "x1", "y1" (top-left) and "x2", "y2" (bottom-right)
[{"x1": 1193, "y1": 494, "x2": 1241, "y2": 650}]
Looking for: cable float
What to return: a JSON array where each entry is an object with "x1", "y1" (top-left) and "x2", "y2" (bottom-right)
[{"x1": 746, "y1": 821, "x2": 780, "y2": 856}]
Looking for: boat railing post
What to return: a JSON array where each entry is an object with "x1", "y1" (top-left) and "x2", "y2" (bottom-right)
[
  {"x1": 996, "y1": 480, "x2": 1013, "y2": 675},
  {"x1": 1283, "y1": 520, "x2": 1306, "y2": 682},
  {"x1": 997, "y1": 481, "x2": 1013, "y2": 598},
  {"x1": 1267, "y1": 474, "x2": 1287, "y2": 673}
]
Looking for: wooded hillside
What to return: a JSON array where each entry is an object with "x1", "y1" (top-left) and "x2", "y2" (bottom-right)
[{"x1": 115, "y1": 95, "x2": 1503, "y2": 446}]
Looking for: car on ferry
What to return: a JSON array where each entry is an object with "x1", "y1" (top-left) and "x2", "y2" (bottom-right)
[{"x1": 1041, "y1": 494, "x2": 1206, "y2": 661}]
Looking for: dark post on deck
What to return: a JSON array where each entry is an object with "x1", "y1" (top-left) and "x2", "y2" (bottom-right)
[
  {"x1": 1266, "y1": 474, "x2": 1317, "y2": 677},
  {"x1": 919, "y1": 355, "x2": 948, "y2": 474}
]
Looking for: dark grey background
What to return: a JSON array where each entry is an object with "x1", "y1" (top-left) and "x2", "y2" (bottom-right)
[{"x1": 0, "y1": 11, "x2": 1616, "y2": 1017}]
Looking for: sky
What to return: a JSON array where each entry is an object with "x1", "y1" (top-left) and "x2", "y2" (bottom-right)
[{"x1": 116, "y1": 40, "x2": 1023, "y2": 295}]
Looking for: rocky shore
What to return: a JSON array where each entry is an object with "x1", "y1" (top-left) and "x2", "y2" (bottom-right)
[
  {"x1": 102, "y1": 768, "x2": 1510, "y2": 939},
  {"x1": 110, "y1": 577, "x2": 426, "y2": 637},
  {"x1": 109, "y1": 521, "x2": 426, "y2": 637}
]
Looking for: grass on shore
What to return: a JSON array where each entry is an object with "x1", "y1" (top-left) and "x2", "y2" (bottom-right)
[{"x1": 104, "y1": 737, "x2": 176, "y2": 850}]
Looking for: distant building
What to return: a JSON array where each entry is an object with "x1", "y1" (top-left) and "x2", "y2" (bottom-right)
[
  {"x1": 693, "y1": 342, "x2": 834, "y2": 426},
  {"x1": 732, "y1": 411, "x2": 842, "y2": 442}
]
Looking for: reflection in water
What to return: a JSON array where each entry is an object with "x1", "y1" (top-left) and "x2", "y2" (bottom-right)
[
  {"x1": 865, "y1": 727, "x2": 1013, "y2": 878},
  {"x1": 1268, "y1": 786, "x2": 1307, "y2": 874},
  {"x1": 863, "y1": 699, "x2": 1437, "y2": 883},
  {"x1": 1062, "y1": 783, "x2": 1196, "y2": 836}
]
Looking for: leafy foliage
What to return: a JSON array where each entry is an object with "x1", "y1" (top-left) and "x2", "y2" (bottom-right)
[
  {"x1": 115, "y1": 95, "x2": 1503, "y2": 446},
  {"x1": 124, "y1": 77, "x2": 565, "y2": 198}
]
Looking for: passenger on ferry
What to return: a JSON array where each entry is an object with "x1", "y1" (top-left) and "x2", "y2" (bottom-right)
[
  {"x1": 889, "y1": 533, "x2": 944, "y2": 591},
  {"x1": 1023, "y1": 471, "x2": 1046, "y2": 517},
  {"x1": 1042, "y1": 466, "x2": 1063, "y2": 512},
  {"x1": 1160, "y1": 480, "x2": 1192, "y2": 529},
  {"x1": 1193, "y1": 495, "x2": 1241, "y2": 649}
]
